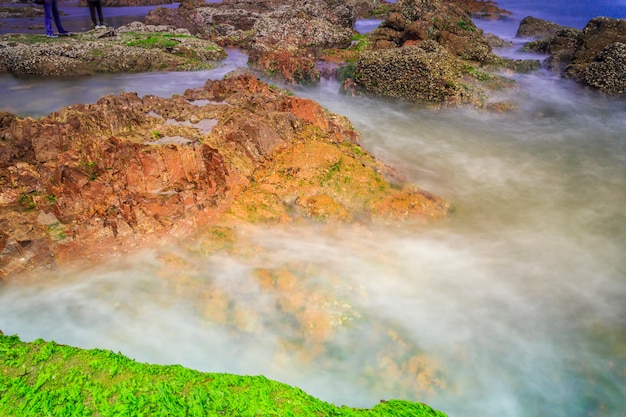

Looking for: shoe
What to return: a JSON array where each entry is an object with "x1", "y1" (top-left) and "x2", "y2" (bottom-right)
[
  {"x1": 96, "y1": 25, "x2": 105, "y2": 29},
  {"x1": 46, "y1": 33, "x2": 58, "y2": 38},
  {"x1": 59, "y1": 31, "x2": 72, "y2": 36}
]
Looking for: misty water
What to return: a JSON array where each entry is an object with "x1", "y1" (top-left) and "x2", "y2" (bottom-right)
[{"x1": 2, "y1": 4, "x2": 626, "y2": 417}]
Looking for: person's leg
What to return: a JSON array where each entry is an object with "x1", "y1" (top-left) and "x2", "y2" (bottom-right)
[
  {"x1": 43, "y1": 0, "x2": 54, "y2": 36},
  {"x1": 51, "y1": 0, "x2": 69, "y2": 34},
  {"x1": 88, "y1": 1, "x2": 98, "y2": 26},
  {"x1": 96, "y1": 1, "x2": 104, "y2": 26}
]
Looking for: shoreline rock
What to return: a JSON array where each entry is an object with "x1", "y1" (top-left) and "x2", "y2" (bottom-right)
[
  {"x1": 0, "y1": 72, "x2": 448, "y2": 280},
  {"x1": 521, "y1": 16, "x2": 626, "y2": 96},
  {"x1": 0, "y1": 22, "x2": 226, "y2": 77}
]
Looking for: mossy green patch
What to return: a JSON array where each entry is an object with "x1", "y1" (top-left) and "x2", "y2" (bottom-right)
[{"x1": 0, "y1": 334, "x2": 447, "y2": 417}]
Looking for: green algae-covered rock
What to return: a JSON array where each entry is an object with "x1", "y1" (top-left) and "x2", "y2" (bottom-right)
[{"x1": 0, "y1": 333, "x2": 448, "y2": 417}]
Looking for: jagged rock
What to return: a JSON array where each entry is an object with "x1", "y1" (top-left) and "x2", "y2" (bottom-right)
[
  {"x1": 515, "y1": 16, "x2": 569, "y2": 39},
  {"x1": 247, "y1": 45, "x2": 320, "y2": 84},
  {"x1": 484, "y1": 32, "x2": 513, "y2": 48},
  {"x1": 368, "y1": 0, "x2": 496, "y2": 62},
  {"x1": 452, "y1": 0, "x2": 511, "y2": 19},
  {"x1": 522, "y1": 17, "x2": 626, "y2": 95},
  {"x1": 583, "y1": 42, "x2": 626, "y2": 96},
  {"x1": 522, "y1": 27, "x2": 581, "y2": 73},
  {"x1": 0, "y1": 73, "x2": 448, "y2": 278},
  {"x1": 343, "y1": 0, "x2": 514, "y2": 104},
  {"x1": 143, "y1": 6, "x2": 200, "y2": 35},
  {"x1": 565, "y1": 17, "x2": 626, "y2": 82},
  {"x1": 144, "y1": 0, "x2": 356, "y2": 82}
]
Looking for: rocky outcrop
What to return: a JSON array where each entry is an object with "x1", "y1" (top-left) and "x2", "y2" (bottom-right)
[
  {"x1": 515, "y1": 16, "x2": 568, "y2": 39},
  {"x1": 338, "y1": 0, "x2": 530, "y2": 105},
  {"x1": 582, "y1": 42, "x2": 626, "y2": 95},
  {"x1": 367, "y1": 0, "x2": 495, "y2": 62},
  {"x1": 452, "y1": 0, "x2": 511, "y2": 19},
  {"x1": 521, "y1": 26, "x2": 580, "y2": 73},
  {"x1": 0, "y1": 73, "x2": 448, "y2": 279},
  {"x1": 353, "y1": 41, "x2": 472, "y2": 104},
  {"x1": 0, "y1": 23, "x2": 225, "y2": 77},
  {"x1": 141, "y1": 0, "x2": 533, "y2": 103},
  {"x1": 564, "y1": 18, "x2": 626, "y2": 84},
  {"x1": 144, "y1": 0, "x2": 356, "y2": 84},
  {"x1": 522, "y1": 17, "x2": 626, "y2": 96}
]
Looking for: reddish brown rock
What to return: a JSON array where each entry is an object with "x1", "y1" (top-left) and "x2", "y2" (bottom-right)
[
  {"x1": 451, "y1": 0, "x2": 511, "y2": 19},
  {"x1": 0, "y1": 73, "x2": 447, "y2": 279}
]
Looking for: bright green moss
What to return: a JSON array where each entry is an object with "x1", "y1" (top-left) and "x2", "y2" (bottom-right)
[{"x1": 0, "y1": 333, "x2": 448, "y2": 417}]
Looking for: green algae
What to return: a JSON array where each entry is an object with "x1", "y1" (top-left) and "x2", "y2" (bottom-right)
[{"x1": 0, "y1": 333, "x2": 448, "y2": 417}]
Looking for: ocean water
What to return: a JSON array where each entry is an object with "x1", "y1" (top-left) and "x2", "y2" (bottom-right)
[{"x1": 1, "y1": 2, "x2": 626, "y2": 417}]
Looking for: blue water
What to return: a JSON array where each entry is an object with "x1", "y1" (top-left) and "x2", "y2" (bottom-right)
[{"x1": 475, "y1": 0, "x2": 626, "y2": 36}]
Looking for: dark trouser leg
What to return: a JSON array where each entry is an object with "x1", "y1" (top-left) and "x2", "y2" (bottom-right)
[
  {"x1": 96, "y1": 2, "x2": 104, "y2": 25},
  {"x1": 43, "y1": 2, "x2": 54, "y2": 35},
  {"x1": 88, "y1": 3, "x2": 97, "y2": 26},
  {"x1": 51, "y1": 0, "x2": 67, "y2": 33}
]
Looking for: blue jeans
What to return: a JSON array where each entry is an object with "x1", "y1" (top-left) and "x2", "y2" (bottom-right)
[{"x1": 43, "y1": 0, "x2": 67, "y2": 35}]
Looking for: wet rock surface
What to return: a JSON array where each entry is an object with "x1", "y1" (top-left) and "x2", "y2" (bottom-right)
[
  {"x1": 515, "y1": 16, "x2": 569, "y2": 39},
  {"x1": 521, "y1": 16, "x2": 626, "y2": 96},
  {"x1": 336, "y1": 0, "x2": 535, "y2": 105},
  {"x1": 354, "y1": 41, "x2": 470, "y2": 104},
  {"x1": 0, "y1": 72, "x2": 448, "y2": 279}
]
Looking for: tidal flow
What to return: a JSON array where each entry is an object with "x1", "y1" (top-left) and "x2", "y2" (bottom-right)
[{"x1": 1, "y1": 40, "x2": 626, "y2": 417}]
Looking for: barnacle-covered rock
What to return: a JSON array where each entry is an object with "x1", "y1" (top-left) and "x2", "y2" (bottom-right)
[
  {"x1": 583, "y1": 42, "x2": 626, "y2": 96},
  {"x1": 0, "y1": 24, "x2": 225, "y2": 77},
  {"x1": 352, "y1": 41, "x2": 475, "y2": 105}
]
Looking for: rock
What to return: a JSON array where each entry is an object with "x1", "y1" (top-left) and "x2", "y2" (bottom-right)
[
  {"x1": 565, "y1": 17, "x2": 626, "y2": 82},
  {"x1": 144, "y1": 7, "x2": 200, "y2": 35},
  {"x1": 0, "y1": 28, "x2": 225, "y2": 77},
  {"x1": 144, "y1": 0, "x2": 357, "y2": 82},
  {"x1": 515, "y1": 16, "x2": 568, "y2": 39},
  {"x1": 583, "y1": 42, "x2": 626, "y2": 96},
  {"x1": 347, "y1": 0, "x2": 514, "y2": 104},
  {"x1": 0, "y1": 73, "x2": 448, "y2": 277},
  {"x1": 484, "y1": 32, "x2": 513, "y2": 48},
  {"x1": 247, "y1": 45, "x2": 320, "y2": 85},
  {"x1": 353, "y1": 41, "x2": 471, "y2": 104},
  {"x1": 522, "y1": 27, "x2": 581, "y2": 73},
  {"x1": 451, "y1": 0, "x2": 511, "y2": 19},
  {"x1": 521, "y1": 17, "x2": 626, "y2": 95}
]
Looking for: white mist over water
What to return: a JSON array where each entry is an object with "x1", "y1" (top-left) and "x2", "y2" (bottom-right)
[
  {"x1": 2, "y1": 15, "x2": 626, "y2": 417},
  {"x1": 2, "y1": 69, "x2": 625, "y2": 415}
]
